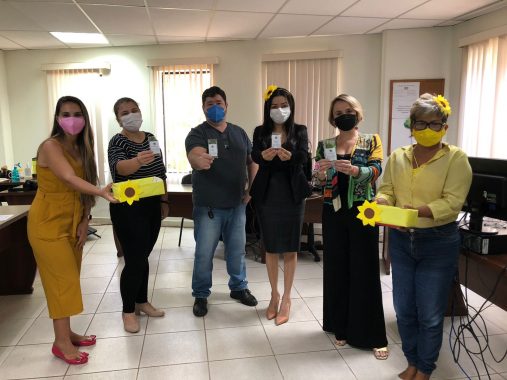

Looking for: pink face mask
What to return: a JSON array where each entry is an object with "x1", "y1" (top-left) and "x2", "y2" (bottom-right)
[{"x1": 58, "y1": 116, "x2": 86, "y2": 135}]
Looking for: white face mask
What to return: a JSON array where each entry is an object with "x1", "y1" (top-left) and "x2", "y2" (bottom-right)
[
  {"x1": 270, "y1": 107, "x2": 291, "y2": 124},
  {"x1": 120, "y1": 112, "x2": 143, "y2": 132}
]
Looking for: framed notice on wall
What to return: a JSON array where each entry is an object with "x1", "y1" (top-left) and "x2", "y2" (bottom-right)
[{"x1": 388, "y1": 78, "x2": 445, "y2": 154}]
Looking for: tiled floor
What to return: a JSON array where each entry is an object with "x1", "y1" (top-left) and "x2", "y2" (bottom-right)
[{"x1": 0, "y1": 225, "x2": 506, "y2": 380}]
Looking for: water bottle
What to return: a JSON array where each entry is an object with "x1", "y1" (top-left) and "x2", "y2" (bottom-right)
[
  {"x1": 24, "y1": 163, "x2": 32, "y2": 178},
  {"x1": 11, "y1": 166, "x2": 20, "y2": 182},
  {"x1": 31, "y1": 157, "x2": 37, "y2": 179}
]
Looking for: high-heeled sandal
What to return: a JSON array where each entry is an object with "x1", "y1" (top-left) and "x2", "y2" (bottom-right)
[
  {"x1": 266, "y1": 297, "x2": 279, "y2": 320},
  {"x1": 122, "y1": 312, "x2": 140, "y2": 333},
  {"x1": 72, "y1": 335, "x2": 96, "y2": 347},
  {"x1": 51, "y1": 345, "x2": 88, "y2": 365},
  {"x1": 275, "y1": 299, "x2": 291, "y2": 326},
  {"x1": 373, "y1": 347, "x2": 389, "y2": 360},
  {"x1": 135, "y1": 302, "x2": 165, "y2": 317}
]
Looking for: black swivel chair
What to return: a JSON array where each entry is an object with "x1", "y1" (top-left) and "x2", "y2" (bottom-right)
[{"x1": 179, "y1": 173, "x2": 192, "y2": 246}]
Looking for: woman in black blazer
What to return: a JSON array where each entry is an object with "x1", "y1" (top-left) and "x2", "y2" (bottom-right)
[{"x1": 250, "y1": 86, "x2": 311, "y2": 325}]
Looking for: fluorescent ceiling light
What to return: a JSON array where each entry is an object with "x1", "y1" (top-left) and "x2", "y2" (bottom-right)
[{"x1": 50, "y1": 32, "x2": 109, "y2": 44}]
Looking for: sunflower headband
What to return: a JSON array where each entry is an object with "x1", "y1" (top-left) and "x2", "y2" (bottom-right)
[
  {"x1": 263, "y1": 85, "x2": 278, "y2": 102},
  {"x1": 433, "y1": 94, "x2": 451, "y2": 117}
]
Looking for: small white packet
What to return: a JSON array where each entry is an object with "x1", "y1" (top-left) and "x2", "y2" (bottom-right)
[
  {"x1": 271, "y1": 133, "x2": 282, "y2": 149},
  {"x1": 208, "y1": 138, "x2": 218, "y2": 157},
  {"x1": 324, "y1": 142, "x2": 336, "y2": 161},
  {"x1": 148, "y1": 136, "x2": 161, "y2": 155}
]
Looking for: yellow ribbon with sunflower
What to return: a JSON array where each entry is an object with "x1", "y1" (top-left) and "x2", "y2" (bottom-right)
[
  {"x1": 263, "y1": 85, "x2": 278, "y2": 102},
  {"x1": 112, "y1": 177, "x2": 165, "y2": 205},
  {"x1": 433, "y1": 94, "x2": 451, "y2": 117}
]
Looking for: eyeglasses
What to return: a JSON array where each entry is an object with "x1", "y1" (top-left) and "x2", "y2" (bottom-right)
[{"x1": 412, "y1": 120, "x2": 445, "y2": 132}]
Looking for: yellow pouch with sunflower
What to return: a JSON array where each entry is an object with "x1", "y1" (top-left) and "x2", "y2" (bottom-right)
[
  {"x1": 357, "y1": 200, "x2": 418, "y2": 228},
  {"x1": 113, "y1": 177, "x2": 165, "y2": 205}
]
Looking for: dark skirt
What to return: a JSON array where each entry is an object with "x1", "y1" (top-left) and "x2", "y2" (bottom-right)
[
  {"x1": 322, "y1": 203, "x2": 388, "y2": 348},
  {"x1": 255, "y1": 170, "x2": 305, "y2": 253}
]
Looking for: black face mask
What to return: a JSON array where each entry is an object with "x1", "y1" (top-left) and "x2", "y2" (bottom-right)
[{"x1": 334, "y1": 114, "x2": 357, "y2": 131}]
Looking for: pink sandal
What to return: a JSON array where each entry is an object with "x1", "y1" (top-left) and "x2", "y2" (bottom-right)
[{"x1": 52, "y1": 345, "x2": 88, "y2": 365}]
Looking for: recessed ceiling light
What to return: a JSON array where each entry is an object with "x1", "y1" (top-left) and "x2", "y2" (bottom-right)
[{"x1": 50, "y1": 32, "x2": 109, "y2": 44}]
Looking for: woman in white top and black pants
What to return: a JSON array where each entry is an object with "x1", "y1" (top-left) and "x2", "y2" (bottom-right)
[{"x1": 108, "y1": 97, "x2": 169, "y2": 333}]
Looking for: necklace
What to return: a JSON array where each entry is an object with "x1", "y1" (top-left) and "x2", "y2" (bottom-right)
[{"x1": 413, "y1": 152, "x2": 420, "y2": 168}]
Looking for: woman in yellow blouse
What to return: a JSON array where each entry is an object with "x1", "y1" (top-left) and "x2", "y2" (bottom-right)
[
  {"x1": 376, "y1": 94, "x2": 472, "y2": 380},
  {"x1": 28, "y1": 96, "x2": 116, "y2": 365}
]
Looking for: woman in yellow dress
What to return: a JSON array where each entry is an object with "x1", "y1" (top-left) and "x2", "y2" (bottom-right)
[{"x1": 28, "y1": 96, "x2": 116, "y2": 364}]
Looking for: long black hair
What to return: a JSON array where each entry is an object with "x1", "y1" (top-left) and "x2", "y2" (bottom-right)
[{"x1": 259, "y1": 87, "x2": 300, "y2": 149}]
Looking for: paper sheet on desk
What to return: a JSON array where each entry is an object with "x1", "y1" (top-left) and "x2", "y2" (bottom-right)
[{"x1": 0, "y1": 215, "x2": 14, "y2": 222}]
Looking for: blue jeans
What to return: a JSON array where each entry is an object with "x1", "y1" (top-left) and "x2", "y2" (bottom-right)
[
  {"x1": 389, "y1": 222, "x2": 460, "y2": 375},
  {"x1": 191, "y1": 204, "x2": 248, "y2": 298}
]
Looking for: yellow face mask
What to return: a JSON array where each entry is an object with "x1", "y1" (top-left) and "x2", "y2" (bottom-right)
[{"x1": 412, "y1": 128, "x2": 446, "y2": 147}]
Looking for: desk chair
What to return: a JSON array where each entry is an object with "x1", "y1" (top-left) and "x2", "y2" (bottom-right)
[{"x1": 179, "y1": 173, "x2": 192, "y2": 246}]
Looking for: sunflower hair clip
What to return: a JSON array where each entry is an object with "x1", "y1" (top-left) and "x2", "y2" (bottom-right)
[
  {"x1": 433, "y1": 94, "x2": 452, "y2": 117},
  {"x1": 263, "y1": 85, "x2": 278, "y2": 102}
]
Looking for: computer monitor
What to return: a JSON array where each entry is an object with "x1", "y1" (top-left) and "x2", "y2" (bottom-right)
[{"x1": 464, "y1": 157, "x2": 507, "y2": 234}]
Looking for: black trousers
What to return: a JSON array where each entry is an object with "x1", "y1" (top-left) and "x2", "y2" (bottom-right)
[
  {"x1": 322, "y1": 203, "x2": 388, "y2": 348},
  {"x1": 110, "y1": 196, "x2": 161, "y2": 313}
]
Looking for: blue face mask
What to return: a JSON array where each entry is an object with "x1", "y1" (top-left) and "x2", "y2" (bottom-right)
[{"x1": 206, "y1": 104, "x2": 225, "y2": 123}]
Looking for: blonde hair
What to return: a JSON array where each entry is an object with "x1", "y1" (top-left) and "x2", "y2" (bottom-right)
[
  {"x1": 410, "y1": 93, "x2": 448, "y2": 123},
  {"x1": 328, "y1": 94, "x2": 364, "y2": 125}
]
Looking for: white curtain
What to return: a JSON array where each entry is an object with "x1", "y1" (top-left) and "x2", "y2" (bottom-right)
[
  {"x1": 45, "y1": 69, "x2": 107, "y2": 183},
  {"x1": 459, "y1": 35, "x2": 507, "y2": 159},
  {"x1": 262, "y1": 58, "x2": 340, "y2": 153},
  {"x1": 151, "y1": 64, "x2": 213, "y2": 173}
]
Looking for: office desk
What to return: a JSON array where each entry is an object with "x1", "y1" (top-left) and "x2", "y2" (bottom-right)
[
  {"x1": 0, "y1": 179, "x2": 24, "y2": 192},
  {"x1": 0, "y1": 189, "x2": 36, "y2": 205},
  {"x1": 0, "y1": 205, "x2": 36, "y2": 295},
  {"x1": 458, "y1": 251, "x2": 507, "y2": 311},
  {"x1": 166, "y1": 184, "x2": 193, "y2": 219}
]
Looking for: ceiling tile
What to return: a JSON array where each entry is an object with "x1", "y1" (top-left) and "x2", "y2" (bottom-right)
[
  {"x1": 208, "y1": 11, "x2": 272, "y2": 39},
  {"x1": 401, "y1": 0, "x2": 497, "y2": 20},
  {"x1": 0, "y1": 2, "x2": 45, "y2": 31},
  {"x1": 0, "y1": 31, "x2": 66, "y2": 49},
  {"x1": 342, "y1": 0, "x2": 427, "y2": 18},
  {"x1": 368, "y1": 18, "x2": 443, "y2": 34},
  {"x1": 436, "y1": 20, "x2": 463, "y2": 26},
  {"x1": 215, "y1": 0, "x2": 285, "y2": 13},
  {"x1": 106, "y1": 33, "x2": 157, "y2": 46},
  {"x1": 77, "y1": 0, "x2": 145, "y2": 5},
  {"x1": 8, "y1": 2, "x2": 98, "y2": 33},
  {"x1": 150, "y1": 8, "x2": 210, "y2": 37},
  {"x1": 81, "y1": 4, "x2": 152, "y2": 34},
  {"x1": 147, "y1": 0, "x2": 214, "y2": 10},
  {"x1": 0, "y1": 35, "x2": 24, "y2": 50},
  {"x1": 280, "y1": 0, "x2": 357, "y2": 16},
  {"x1": 314, "y1": 16, "x2": 389, "y2": 35},
  {"x1": 259, "y1": 14, "x2": 332, "y2": 38},
  {"x1": 157, "y1": 35, "x2": 205, "y2": 43}
]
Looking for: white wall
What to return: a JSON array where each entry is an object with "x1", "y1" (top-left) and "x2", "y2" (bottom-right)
[
  {"x1": 0, "y1": 50, "x2": 14, "y2": 167},
  {"x1": 379, "y1": 27, "x2": 454, "y2": 151},
  {"x1": 4, "y1": 34, "x2": 381, "y2": 166}
]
